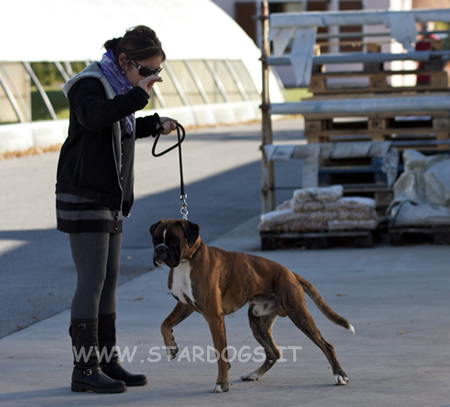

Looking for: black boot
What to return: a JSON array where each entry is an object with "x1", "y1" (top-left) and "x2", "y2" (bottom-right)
[
  {"x1": 70, "y1": 318, "x2": 126, "y2": 393},
  {"x1": 98, "y1": 313, "x2": 148, "y2": 387}
]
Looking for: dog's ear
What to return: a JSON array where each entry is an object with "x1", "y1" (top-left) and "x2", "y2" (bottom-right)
[
  {"x1": 183, "y1": 220, "x2": 200, "y2": 248},
  {"x1": 149, "y1": 220, "x2": 163, "y2": 238}
]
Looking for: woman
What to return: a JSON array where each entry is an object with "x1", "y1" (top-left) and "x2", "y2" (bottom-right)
[{"x1": 56, "y1": 25, "x2": 176, "y2": 394}]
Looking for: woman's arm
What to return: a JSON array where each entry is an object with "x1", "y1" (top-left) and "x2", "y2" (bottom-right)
[{"x1": 70, "y1": 78, "x2": 150, "y2": 131}]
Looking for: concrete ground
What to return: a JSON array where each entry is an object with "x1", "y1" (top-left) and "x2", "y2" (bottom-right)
[{"x1": 1, "y1": 119, "x2": 449, "y2": 407}]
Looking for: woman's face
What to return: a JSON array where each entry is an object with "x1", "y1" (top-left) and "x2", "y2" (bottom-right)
[{"x1": 119, "y1": 53, "x2": 164, "y2": 87}]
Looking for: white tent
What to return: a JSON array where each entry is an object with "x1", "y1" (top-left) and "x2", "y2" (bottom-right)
[
  {"x1": 0, "y1": 0, "x2": 284, "y2": 153},
  {"x1": 3, "y1": 0, "x2": 260, "y2": 62}
]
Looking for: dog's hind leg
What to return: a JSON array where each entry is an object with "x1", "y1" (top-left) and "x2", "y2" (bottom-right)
[
  {"x1": 241, "y1": 307, "x2": 280, "y2": 381},
  {"x1": 280, "y1": 282, "x2": 349, "y2": 385}
]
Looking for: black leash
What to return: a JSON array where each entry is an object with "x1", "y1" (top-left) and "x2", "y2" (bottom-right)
[{"x1": 152, "y1": 123, "x2": 188, "y2": 220}]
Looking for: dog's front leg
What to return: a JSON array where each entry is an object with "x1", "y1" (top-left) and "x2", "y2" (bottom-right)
[
  {"x1": 205, "y1": 310, "x2": 230, "y2": 393},
  {"x1": 161, "y1": 302, "x2": 194, "y2": 360}
]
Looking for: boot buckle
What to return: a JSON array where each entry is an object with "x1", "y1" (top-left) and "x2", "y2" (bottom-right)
[{"x1": 83, "y1": 368, "x2": 93, "y2": 376}]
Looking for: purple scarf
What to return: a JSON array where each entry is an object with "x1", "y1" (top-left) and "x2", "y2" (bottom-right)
[{"x1": 100, "y1": 49, "x2": 135, "y2": 135}]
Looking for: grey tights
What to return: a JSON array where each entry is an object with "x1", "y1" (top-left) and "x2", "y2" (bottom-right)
[{"x1": 69, "y1": 233, "x2": 121, "y2": 319}]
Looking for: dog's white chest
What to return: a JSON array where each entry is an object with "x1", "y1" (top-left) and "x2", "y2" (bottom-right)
[{"x1": 171, "y1": 262, "x2": 196, "y2": 306}]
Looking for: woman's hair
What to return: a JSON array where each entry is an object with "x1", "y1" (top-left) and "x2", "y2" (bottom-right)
[{"x1": 104, "y1": 25, "x2": 166, "y2": 62}]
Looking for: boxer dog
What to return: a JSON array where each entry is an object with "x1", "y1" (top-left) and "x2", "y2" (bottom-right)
[{"x1": 150, "y1": 219, "x2": 354, "y2": 393}]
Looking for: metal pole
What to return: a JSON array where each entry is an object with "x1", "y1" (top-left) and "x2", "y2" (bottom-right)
[
  {"x1": 266, "y1": 50, "x2": 450, "y2": 67},
  {"x1": 22, "y1": 62, "x2": 57, "y2": 121},
  {"x1": 270, "y1": 96, "x2": 450, "y2": 115},
  {"x1": 260, "y1": 0, "x2": 275, "y2": 214}
]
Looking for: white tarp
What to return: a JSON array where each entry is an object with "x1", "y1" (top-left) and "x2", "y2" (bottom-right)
[{"x1": 387, "y1": 150, "x2": 450, "y2": 226}]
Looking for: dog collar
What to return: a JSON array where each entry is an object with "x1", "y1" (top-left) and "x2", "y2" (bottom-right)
[{"x1": 182, "y1": 240, "x2": 202, "y2": 263}]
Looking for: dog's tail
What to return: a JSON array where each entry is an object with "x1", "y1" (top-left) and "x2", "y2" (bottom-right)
[{"x1": 295, "y1": 274, "x2": 355, "y2": 334}]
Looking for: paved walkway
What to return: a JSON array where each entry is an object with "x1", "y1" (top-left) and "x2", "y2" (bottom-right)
[{"x1": 1, "y1": 120, "x2": 449, "y2": 406}]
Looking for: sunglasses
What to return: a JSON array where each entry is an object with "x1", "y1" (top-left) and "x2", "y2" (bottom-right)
[{"x1": 130, "y1": 60, "x2": 163, "y2": 77}]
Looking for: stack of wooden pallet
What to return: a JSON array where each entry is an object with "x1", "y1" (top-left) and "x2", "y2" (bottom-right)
[
  {"x1": 260, "y1": 6, "x2": 450, "y2": 248},
  {"x1": 304, "y1": 95, "x2": 450, "y2": 148},
  {"x1": 301, "y1": 39, "x2": 449, "y2": 215}
]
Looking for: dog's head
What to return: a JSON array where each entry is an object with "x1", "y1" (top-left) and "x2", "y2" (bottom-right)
[{"x1": 150, "y1": 219, "x2": 201, "y2": 268}]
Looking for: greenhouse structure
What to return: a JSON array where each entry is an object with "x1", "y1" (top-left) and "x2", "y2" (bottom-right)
[{"x1": 0, "y1": 0, "x2": 284, "y2": 154}]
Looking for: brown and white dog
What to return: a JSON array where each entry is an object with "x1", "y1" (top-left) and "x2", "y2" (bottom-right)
[{"x1": 150, "y1": 219, "x2": 354, "y2": 393}]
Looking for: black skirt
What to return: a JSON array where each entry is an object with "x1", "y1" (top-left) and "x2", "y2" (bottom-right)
[{"x1": 56, "y1": 193, "x2": 122, "y2": 234}]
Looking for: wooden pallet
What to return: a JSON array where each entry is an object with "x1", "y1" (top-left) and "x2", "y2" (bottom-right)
[
  {"x1": 260, "y1": 229, "x2": 377, "y2": 250},
  {"x1": 316, "y1": 156, "x2": 394, "y2": 215},
  {"x1": 304, "y1": 110, "x2": 450, "y2": 149},
  {"x1": 308, "y1": 70, "x2": 448, "y2": 95},
  {"x1": 319, "y1": 156, "x2": 388, "y2": 183},
  {"x1": 389, "y1": 225, "x2": 450, "y2": 245}
]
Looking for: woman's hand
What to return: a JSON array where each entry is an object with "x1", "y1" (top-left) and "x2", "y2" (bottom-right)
[
  {"x1": 138, "y1": 75, "x2": 162, "y2": 95},
  {"x1": 158, "y1": 117, "x2": 177, "y2": 135}
]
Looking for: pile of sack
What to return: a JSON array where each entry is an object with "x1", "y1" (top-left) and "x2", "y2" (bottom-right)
[
  {"x1": 387, "y1": 150, "x2": 450, "y2": 226},
  {"x1": 259, "y1": 185, "x2": 378, "y2": 232}
]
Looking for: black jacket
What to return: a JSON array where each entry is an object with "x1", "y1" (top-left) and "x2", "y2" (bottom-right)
[{"x1": 56, "y1": 64, "x2": 160, "y2": 216}]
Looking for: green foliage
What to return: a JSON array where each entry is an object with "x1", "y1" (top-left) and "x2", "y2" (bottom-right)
[
  {"x1": 283, "y1": 87, "x2": 312, "y2": 102},
  {"x1": 31, "y1": 88, "x2": 70, "y2": 121},
  {"x1": 29, "y1": 62, "x2": 87, "y2": 120},
  {"x1": 70, "y1": 62, "x2": 87, "y2": 74},
  {"x1": 435, "y1": 22, "x2": 450, "y2": 50},
  {"x1": 30, "y1": 62, "x2": 62, "y2": 86}
]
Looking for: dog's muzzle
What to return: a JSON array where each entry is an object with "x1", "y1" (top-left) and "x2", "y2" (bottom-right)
[{"x1": 153, "y1": 243, "x2": 170, "y2": 267}]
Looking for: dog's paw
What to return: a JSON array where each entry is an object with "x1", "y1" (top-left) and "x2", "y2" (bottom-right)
[
  {"x1": 240, "y1": 371, "x2": 261, "y2": 381},
  {"x1": 334, "y1": 374, "x2": 349, "y2": 385},
  {"x1": 164, "y1": 345, "x2": 179, "y2": 361},
  {"x1": 212, "y1": 382, "x2": 229, "y2": 393}
]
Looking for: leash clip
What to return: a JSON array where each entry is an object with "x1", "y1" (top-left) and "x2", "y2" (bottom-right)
[{"x1": 180, "y1": 194, "x2": 189, "y2": 221}]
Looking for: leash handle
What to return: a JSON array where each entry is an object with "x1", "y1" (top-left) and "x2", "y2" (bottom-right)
[
  {"x1": 151, "y1": 123, "x2": 186, "y2": 157},
  {"x1": 151, "y1": 122, "x2": 189, "y2": 220}
]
